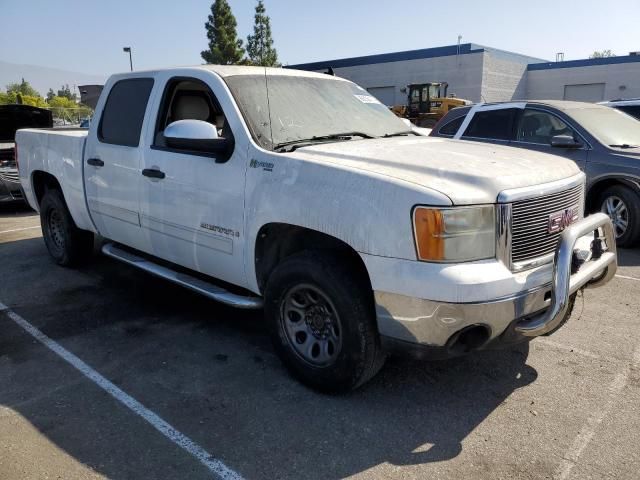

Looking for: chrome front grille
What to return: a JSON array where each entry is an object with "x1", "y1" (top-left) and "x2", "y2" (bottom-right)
[{"x1": 510, "y1": 184, "x2": 584, "y2": 266}]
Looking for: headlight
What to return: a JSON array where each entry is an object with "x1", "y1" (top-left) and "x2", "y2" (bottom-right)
[{"x1": 413, "y1": 205, "x2": 496, "y2": 262}]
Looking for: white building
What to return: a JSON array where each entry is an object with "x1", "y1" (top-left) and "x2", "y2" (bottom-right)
[{"x1": 287, "y1": 43, "x2": 640, "y2": 105}]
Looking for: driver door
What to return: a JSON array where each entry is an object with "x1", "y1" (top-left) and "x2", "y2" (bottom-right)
[{"x1": 139, "y1": 72, "x2": 248, "y2": 288}]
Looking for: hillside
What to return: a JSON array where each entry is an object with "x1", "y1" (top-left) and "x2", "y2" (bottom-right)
[{"x1": 0, "y1": 61, "x2": 106, "y2": 96}]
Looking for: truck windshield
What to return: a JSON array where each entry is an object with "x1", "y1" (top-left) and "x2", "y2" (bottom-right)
[
  {"x1": 569, "y1": 106, "x2": 640, "y2": 148},
  {"x1": 224, "y1": 74, "x2": 409, "y2": 151}
]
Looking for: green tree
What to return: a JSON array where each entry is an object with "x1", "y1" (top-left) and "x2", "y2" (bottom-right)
[
  {"x1": 589, "y1": 49, "x2": 615, "y2": 58},
  {"x1": 201, "y1": 0, "x2": 245, "y2": 65},
  {"x1": 48, "y1": 96, "x2": 92, "y2": 123},
  {"x1": 246, "y1": 1, "x2": 279, "y2": 67},
  {"x1": 6, "y1": 78, "x2": 40, "y2": 97},
  {"x1": 57, "y1": 84, "x2": 77, "y2": 101},
  {"x1": 46, "y1": 88, "x2": 56, "y2": 102}
]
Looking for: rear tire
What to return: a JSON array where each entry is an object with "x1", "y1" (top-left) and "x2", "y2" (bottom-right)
[
  {"x1": 265, "y1": 251, "x2": 385, "y2": 393},
  {"x1": 598, "y1": 185, "x2": 640, "y2": 247},
  {"x1": 40, "y1": 188, "x2": 94, "y2": 266}
]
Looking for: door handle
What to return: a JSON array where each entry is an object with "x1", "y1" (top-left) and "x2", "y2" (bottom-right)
[
  {"x1": 142, "y1": 168, "x2": 166, "y2": 179},
  {"x1": 87, "y1": 158, "x2": 104, "y2": 167}
]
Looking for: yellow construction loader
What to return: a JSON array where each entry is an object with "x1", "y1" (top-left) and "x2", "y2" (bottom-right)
[{"x1": 391, "y1": 82, "x2": 471, "y2": 128}]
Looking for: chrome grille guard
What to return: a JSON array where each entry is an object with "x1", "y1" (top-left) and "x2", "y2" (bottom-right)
[{"x1": 515, "y1": 213, "x2": 617, "y2": 337}]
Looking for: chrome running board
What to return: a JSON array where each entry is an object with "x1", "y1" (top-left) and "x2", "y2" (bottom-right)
[{"x1": 101, "y1": 243, "x2": 263, "y2": 309}]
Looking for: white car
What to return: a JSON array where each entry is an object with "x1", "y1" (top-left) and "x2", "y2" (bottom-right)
[
  {"x1": 599, "y1": 98, "x2": 640, "y2": 121},
  {"x1": 16, "y1": 66, "x2": 617, "y2": 392}
]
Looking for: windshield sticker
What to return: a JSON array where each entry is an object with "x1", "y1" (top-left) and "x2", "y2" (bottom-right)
[{"x1": 354, "y1": 94, "x2": 381, "y2": 104}]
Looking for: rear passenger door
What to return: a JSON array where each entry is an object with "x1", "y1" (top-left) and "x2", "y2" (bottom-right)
[
  {"x1": 511, "y1": 108, "x2": 588, "y2": 170},
  {"x1": 85, "y1": 77, "x2": 155, "y2": 252},
  {"x1": 459, "y1": 108, "x2": 518, "y2": 145}
]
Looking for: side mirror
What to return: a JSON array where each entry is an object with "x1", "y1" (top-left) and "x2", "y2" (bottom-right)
[
  {"x1": 163, "y1": 119, "x2": 233, "y2": 162},
  {"x1": 550, "y1": 134, "x2": 582, "y2": 149}
]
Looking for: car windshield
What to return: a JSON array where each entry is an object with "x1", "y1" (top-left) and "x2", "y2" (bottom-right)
[
  {"x1": 224, "y1": 74, "x2": 409, "y2": 150},
  {"x1": 569, "y1": 106, "x2": 640, "y2": 148}
]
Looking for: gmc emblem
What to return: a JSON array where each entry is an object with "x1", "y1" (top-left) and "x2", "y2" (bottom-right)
[{"x1": 548, "y1": 206, "x2": 579, "y2": 234}]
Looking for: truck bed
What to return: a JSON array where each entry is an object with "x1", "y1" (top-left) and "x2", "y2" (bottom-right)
[{"x1": 17, "y1": 128, "x2": 94, "y2": 232}]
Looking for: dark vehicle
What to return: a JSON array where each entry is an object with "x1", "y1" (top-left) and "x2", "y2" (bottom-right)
[
  {"x1": 600, "y1": 99, "x2": 640, "y2": 121},
  {"x1": 0, "y1": 105, "x2": 53, "y2": 203},
  {"x1": 430, "y1": 100, "x2": 640, "y2": 247}
]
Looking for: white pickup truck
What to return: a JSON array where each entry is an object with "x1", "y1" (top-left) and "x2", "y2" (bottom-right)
[{"x1": 17, "y1": 66, "x2": 617, "y2": 392}]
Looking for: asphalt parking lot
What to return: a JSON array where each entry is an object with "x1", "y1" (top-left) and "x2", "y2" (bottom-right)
[{"x1": 1, "y1": 205, "x2": 639, "y2": 480}]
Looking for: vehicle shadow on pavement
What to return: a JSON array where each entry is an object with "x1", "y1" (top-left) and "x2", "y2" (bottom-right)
[
  {"x1": 0, "y1": 202, "x2": 35, "y2": 217},
  {"x1": 0, "y1": 236, "x2": 537, "y2": 480}
]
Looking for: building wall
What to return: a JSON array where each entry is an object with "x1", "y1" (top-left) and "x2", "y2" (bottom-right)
[
  {"x1": 480, "y1": 52, "x2": 529, "y2": 102},
  {"x1": 289, "y1": 44, "x2": 640, "y2": 107},
  {"x1": 527, "y1": 62, "x2": 640, "y2": 101},
  {"x1": 318, "y1": 52, "x2": 486, "y2": 105}
]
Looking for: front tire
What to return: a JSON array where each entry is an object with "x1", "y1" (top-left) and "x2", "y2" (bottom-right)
[
  {"x1": 598, "y1": 185, "x2": 640, "y2": 247},
  {"x1": 40, "y1": 188, "x2": 94, "y2": 266},
  {"x1": 265, "y1": 251, "x2": 385, "y2": 393}
]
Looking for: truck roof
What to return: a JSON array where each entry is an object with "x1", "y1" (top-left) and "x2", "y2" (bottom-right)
[{"x1": 108, "y1": 65, "x2": 344, "y2": 81}]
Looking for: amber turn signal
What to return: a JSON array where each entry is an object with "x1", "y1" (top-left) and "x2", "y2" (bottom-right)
[{"x1": 413, "y1": 208, "x2": 445, "y2": 261}]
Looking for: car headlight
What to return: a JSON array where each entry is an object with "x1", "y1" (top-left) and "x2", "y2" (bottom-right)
[{"x1": 413, "y1": 205, "x2": 496, "y2": 262}]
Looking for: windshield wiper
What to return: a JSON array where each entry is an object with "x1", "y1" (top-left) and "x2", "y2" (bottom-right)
[
  {"x1": 382, "y1": 130, "x2": 417, "y2": 138},
  {"x1": 609, "y1": 144, "x2": 639, "y2": 149},
  {"x1": 273, "y1": 132, "x2": 375, "y2": 152},
  {"x1": 311, "y1": 131, "x2": 375, "y2": 141}
]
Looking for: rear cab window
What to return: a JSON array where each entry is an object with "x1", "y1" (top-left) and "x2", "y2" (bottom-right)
[
  {"x1": 99, "y1": 78, "x2": 154, "y2": 147},
  {"x1": 462, "y1": 108, "x2": 518, "y2": 142}
]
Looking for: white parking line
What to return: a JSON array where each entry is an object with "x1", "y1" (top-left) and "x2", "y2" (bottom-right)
[
  {"x1": 555, "y1": 344, "x2": 640, "y2": 479},
  {"x1": 0, "y1": 225, "x2": 40, "y2": 235},
  {"x1": 534, "y1": 338, "x2": 602, "y2": 361},
  {"x1": 615, "y1": 274, "x2": 640, "y2": 282},
  {"x1": 0, "y1": 301, "x2": 243, "y2": 480}
]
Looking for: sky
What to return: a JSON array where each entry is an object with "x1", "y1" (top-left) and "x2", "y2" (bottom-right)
[{"x1": 1, "y1": 0, "x2": 639, "y2": 76}]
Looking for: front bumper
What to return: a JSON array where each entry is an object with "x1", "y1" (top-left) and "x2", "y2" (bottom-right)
[{"x1": 375, "y1": 213, "x2": 617, "y2": 355}]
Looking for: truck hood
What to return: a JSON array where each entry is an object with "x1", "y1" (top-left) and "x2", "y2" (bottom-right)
[{"x1": 289, "y1": 136, "x2": 581, "y2": 204}]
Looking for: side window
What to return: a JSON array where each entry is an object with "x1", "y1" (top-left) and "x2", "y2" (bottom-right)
[
  {"x1": 411, "y1": 88, "x2": 421, "y2": 104},
  {"x1": 153, "y1": 77, "x2": 232, "y2": 150},
  {"x1": 99, "y1": 78, "x2": 154, "y2": 147},
  {"x1": 617, "y1": 105, "x2": 640, "y2": 121},
  {"x1": 516, "y1": 109, "x2": 574, "y2": 145},
  {"x1": 462, "y1": 109, "x2": 517, "y2": 141},
  {"x1": 438, "y1": 115, "x2": 465, "y2": 137}
]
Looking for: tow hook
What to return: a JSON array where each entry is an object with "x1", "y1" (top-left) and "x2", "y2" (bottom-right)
[
  {"x1": 591, "y1": 230, "x2": 605, "y2": 260},
  {"x1": 571, "y1": 251, "x2": 584, "y2": 274}
]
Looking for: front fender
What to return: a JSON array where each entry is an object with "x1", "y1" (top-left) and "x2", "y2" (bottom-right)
[{"x1": 243, "y1": 149, "x2": 451, "y2": 292}]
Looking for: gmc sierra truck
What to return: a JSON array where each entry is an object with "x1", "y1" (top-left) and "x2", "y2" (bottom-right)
[{"x1": 17, "y1": 66, "x2": 617, "y2": 392}]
